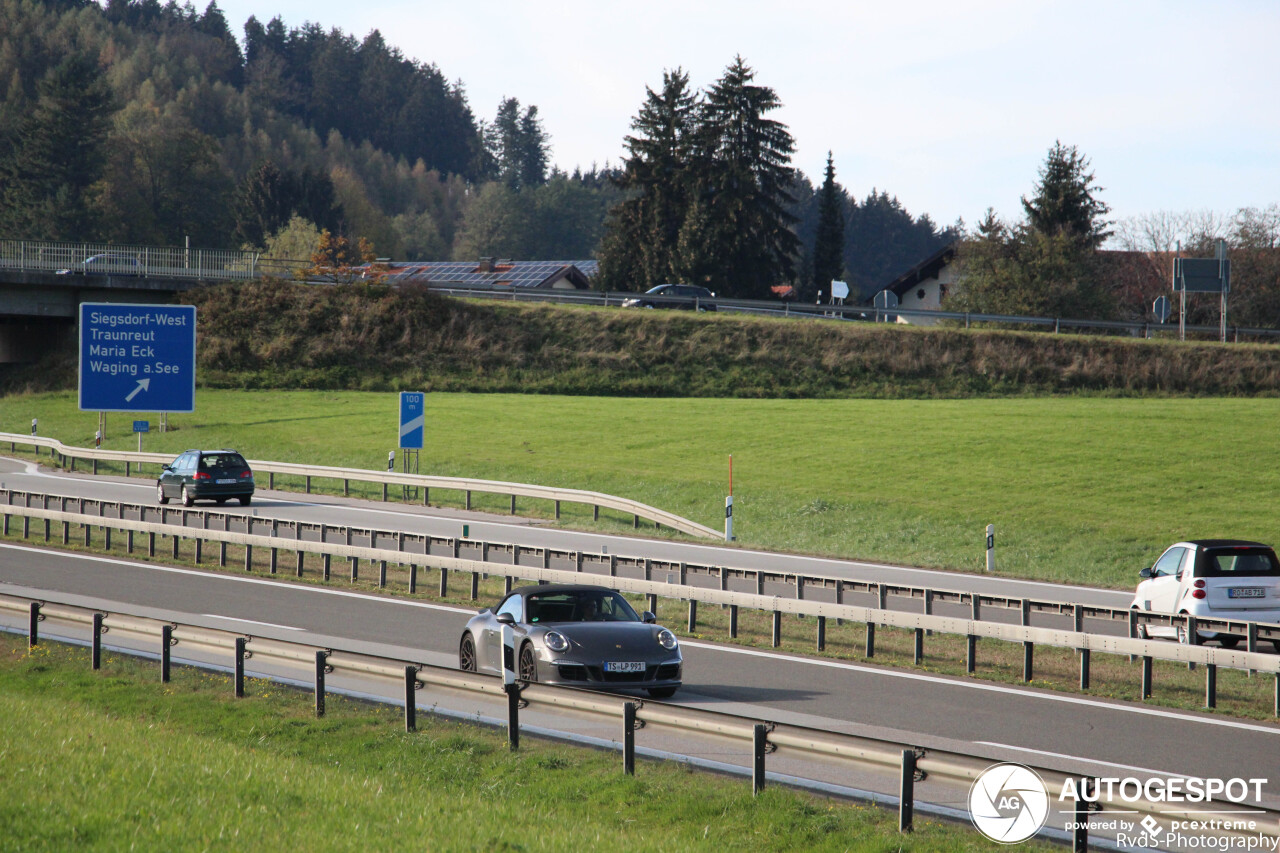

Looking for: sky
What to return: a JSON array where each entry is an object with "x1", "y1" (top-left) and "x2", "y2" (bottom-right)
[{"x1": 210, "y1": 0, "x2": 1279, "y2": 231}]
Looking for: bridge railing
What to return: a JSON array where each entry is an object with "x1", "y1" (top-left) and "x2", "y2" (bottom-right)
[{"x1": 0, "y1": 240, "x2": 261, "y2": 281}]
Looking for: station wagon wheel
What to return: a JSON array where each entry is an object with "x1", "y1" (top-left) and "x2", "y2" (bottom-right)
[
  {"x1": 459, "y1": 633, "x2": 477, "y2": 672},
  {"x1": 181, "y1": 485, "x2": 194, "y2": 507},
  {"x1": 519, "y1": 644, "x2": 538, "y2": 682},
  {"x1": 156, "y1": 482, "x2": 169, "y2": 505}
]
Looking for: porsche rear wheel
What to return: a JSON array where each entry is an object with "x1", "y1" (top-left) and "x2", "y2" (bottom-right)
[
  {"x1": 519, "y1": 644, "x2": 538, "y2": 682},
  {"x1": 459, "y1": 633, "x2": 477, "y2": 672}
]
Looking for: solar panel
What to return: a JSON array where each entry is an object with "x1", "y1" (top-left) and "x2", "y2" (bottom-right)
[{"x1": 377, "y1": 260, "x2": 596, "y2": 288}]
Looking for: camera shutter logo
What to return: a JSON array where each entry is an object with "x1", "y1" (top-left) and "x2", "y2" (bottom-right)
[{"x1": 969, "y1": 763, "x2": 1051, "y2": 844}]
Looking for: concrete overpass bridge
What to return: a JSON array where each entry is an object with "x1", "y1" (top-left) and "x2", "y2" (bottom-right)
[{"x1": 0, "y1": 240, "x2": 270, "y2": 363}]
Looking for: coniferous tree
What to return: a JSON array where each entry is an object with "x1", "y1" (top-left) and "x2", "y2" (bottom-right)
[
  {"x1": 597, "y1": 68, "x2": 700, "y2": 290},
  {"x1": 1022, "y1": 141, "x2": 1111, "y2": 248},
  {"x1": 688, "y1": 56, "x2": 799, "y2": 298},
  {"x1": 0, "y1": 55, "x2": 114, "y2": 239},
  {"x1": 810, "y1": 151, "x2": 845, "y2": 301}
]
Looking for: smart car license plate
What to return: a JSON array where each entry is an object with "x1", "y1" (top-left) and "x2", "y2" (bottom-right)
[
  {"x1": 1227, "y1": 587, "x2": 1266, "y2": 599},
  {"x1": 605, "y1": 661, "x2": 645, "y2": 673},
  {"x1": 216, "y1": 478, "x2": 237, "y2": 484}
]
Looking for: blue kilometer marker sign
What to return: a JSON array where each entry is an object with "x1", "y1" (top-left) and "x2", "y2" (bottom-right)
[{"x1": 79, "y1": 302, "x2": 197, "y2": 413}]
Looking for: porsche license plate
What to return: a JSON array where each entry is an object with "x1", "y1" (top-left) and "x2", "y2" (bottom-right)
[
  {"x1": 1227, "y1": 587, "x2": 1266, "y2": 599},
  {"x1": 216, "y1": 478, "x2": 237, "y2": 484},
  {"x1": 605, "y1": 661, "x2": 645, "y2": 673}
]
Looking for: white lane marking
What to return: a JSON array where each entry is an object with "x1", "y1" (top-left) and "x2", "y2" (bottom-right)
[
  {"x1": 201, "y1": 615, "x2": 303, "y2": 631},
  {"x1": 0, "y1": 542, "x2": 476, "y2": 616},
  {"x1": 974, "y1": 742, "x2": 1194, "y2": 779},
  {"x1": 677, "y1": 639, "x2": 1280, "y2": 736}
]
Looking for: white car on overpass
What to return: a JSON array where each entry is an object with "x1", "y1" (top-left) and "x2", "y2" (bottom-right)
[{"x1": 1131, "y1": 539, "x2": 1280, "y2": 649}]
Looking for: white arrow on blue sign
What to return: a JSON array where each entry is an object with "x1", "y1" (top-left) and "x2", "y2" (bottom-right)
[
  {"x1": 79, "y1": 303, "x2": 196, "y2": 413},
  {"x1": 399, "y1": 391, "x2": 425, "y2": 449}
]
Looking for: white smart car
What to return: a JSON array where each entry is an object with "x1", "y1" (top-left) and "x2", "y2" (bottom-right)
[{"x1": 1131, "y1": 540, "x2": 1280, "y2": 648}]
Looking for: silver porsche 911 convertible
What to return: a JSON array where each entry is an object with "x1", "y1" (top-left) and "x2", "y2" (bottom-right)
[{"x1": 459, "y1": 584, "x2": 682, "y2": 698}]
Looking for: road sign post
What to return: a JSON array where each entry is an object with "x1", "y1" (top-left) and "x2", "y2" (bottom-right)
[{"x1": 79, "y1": 303, "x2": 196, "y2": 414}]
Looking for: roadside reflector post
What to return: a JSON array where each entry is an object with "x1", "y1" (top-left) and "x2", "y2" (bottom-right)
[
  {"x1": 469, "y1": 571, "x2": 478, "y2": 600},
  {"x1": 405, "y1": 666, "x2": 419, "y2": 732},
  {"x1": 91, "y1": 612, "x2": 104, "y2": 670},
  {"x1": 985, "y1": 524, "x2": 995, "y2": 572},
  {"x1": 1022, "y1": 599, "x2": 1033, "y2": 682},
  {"x1": 1206, "y1": 663, "x2": 1217, "y2": 709},
  {"x1": 1141, "y1": 656, "x2": 1153, "y2": 699},
  {"x1": 502, "y1": 624, "x2": 521, "y2": 751},
  {"x1": 725, "y1": 495, "x2": 733, "y2": 542},
  {"x1": 729, "y1": 605, "x2": 738, "y2": 638},
  {"x1": 687, "y1": 599, "x2": 697, "y2": 633},
  {"x1": 409, "y1": 563, "x2": 418, "y2": 594},
  {"x1": 899, "y1": 749, "x2": 917, "y2": 832},
  {"x1": 1186, "y1": 615, "x2": 1198, "y2": 671},
  {"x1": 816, "y1": 615, "x2": 826, "y2": 652},
  {"x1": 315, "y1": 650, "x2": 329, "y2": 717},
  {"x1": 623, "y1": 702, "x2": 638, "y2": 775},
  {"x1": 752, "y1": 724, "x2": 768, "y2": 795},
  {"x1": 1080, "y1": 648, "x2": 1091, "y2": 690},
  {"x1": 913, "y1": 627, "x2": 924, "y2": 664},
  {"x1": 771, "y1": 611, "x2": 781, "y2": 648},
  {"x1": 161, "y1": 624, "x2": 173, "y2": 683}
]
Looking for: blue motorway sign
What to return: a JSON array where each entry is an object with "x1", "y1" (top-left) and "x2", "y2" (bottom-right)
[
  {"x1": 133, "y1": 420, "x2": 150, "y2": 433},
  {"x1": 399, "y1": 391, "x2": 425, "y2": 449},
  {"x1": 79, "y1": 303, "x2": 196, "y2": 412}
]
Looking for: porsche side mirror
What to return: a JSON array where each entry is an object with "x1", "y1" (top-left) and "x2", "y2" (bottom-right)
[
  {"x1": 495, "y1": 612, "x2": 515, "y2": 625},
  {"x1": 1139, "y1": 567, "x2": 1154, "y2": 579},
  {"x1": 642, "y1": 611, "x2": 656, "y2": 624}
]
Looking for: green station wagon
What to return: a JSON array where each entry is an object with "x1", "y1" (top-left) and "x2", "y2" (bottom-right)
[{"x1": 157, "y1": 450, "x2": 255, "y2": 506}]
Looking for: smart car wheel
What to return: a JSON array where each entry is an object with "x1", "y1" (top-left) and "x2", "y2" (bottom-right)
[
  {"x1": 239, "y1": 496, "x2": 251, "y2": 506},
  {"x1": 459, "y1": 633, "x2": 477, "y2": 672},
  {"x1": 181, "y1": 485, "x2": 194, "y2": 507},
  {"x1": 519, "y1": 644, "x2": 538, "y2": 682},
  {"x1": 1131, "y1": 608, "x2": 1147, "y2": 639},
  {"x1": 157, "y1": 483, "x2": 169, "y2": 505}
]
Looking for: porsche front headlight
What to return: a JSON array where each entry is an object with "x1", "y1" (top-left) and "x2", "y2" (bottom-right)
[
  {"x1": 544, "y1": 631, "x2": 569, "y2": 653},
  {"x1": 657, "y1": 629, "x2": 678, "y2": 650}
]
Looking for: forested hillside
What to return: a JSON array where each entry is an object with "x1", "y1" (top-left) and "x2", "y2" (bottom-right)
[{"x1": 0, "y1": 0, "x2": 954, "y2": 289}]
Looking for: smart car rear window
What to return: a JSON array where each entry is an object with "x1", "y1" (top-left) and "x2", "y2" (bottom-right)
[{"x1": 1200, "y1": 548, "x2": 1280, "y2": 577}]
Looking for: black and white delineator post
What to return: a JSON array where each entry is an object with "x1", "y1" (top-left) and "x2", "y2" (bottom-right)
[
  {"x1": 387, "y1": 450, "x2": 395, "y2": 471},
  {"x1": 725, "y1": 496, "x2": 733, "y2": 542},
  {"x1": 502, "y1": 623, "x2": 520, "y2": 750},
  {"x1": 985, "y1": 524, "x2": 995, "y2": 573},
  {"x1": 30, "y1": 418, "x2": 37, "y2": 436}
]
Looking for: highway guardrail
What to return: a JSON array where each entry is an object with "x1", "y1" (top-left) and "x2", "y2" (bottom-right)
[
  {"x1": 3, "y1": 589, "x2": 1277, "y2": 850},
  {"x1": 0, "y1": 434, "x2": 720, "y2": 540}
]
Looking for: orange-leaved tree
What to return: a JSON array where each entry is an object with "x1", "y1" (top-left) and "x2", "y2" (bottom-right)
[{"x1": 302, "y1": 230, "x2": 388, "y2": 284}]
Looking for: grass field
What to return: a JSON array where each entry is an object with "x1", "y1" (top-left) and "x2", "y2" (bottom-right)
[
  {"x1": 4, "y1": 390, "x2": 1280, "y2": 589},
  {"x1": 0, "y1": 635, "x2": 1054, "y2": 852}
]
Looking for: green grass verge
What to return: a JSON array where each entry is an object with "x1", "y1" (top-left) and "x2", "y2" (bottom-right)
[
  {"x1": 0, "y1": 634, "x2": 1056, "y2": 852},
  {"x1": 2, "y1": 389, "x2": 1280, "y2": 584},
  {"x1": 4, "y1": 390, "x2": 1280, "y2": 589}
]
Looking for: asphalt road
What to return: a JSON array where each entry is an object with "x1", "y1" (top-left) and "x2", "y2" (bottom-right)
[{"x1": 0, "y1": 456, "x2": 1134, "y2": 609}]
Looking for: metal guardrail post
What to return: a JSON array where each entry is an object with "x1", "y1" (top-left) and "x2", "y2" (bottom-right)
[
  {"x1": 161, "y1": 624, "x2": 172, "y2": 682},
  {"x1": 404, "y1": 666, "x2": 418, "y2": 732},
  {"x1": 752, "y1": 724, "x2": 768, "y2": 795},
  {"x1": 899, "y1": 749, "x2": 917, "y2": 832},
  {"x1": 92, "y1": 612, "x2": 104, "y2": 670},
  {"x1": 315, "y1": 651, "x2": 328, "y2": 716},
  {"x1": 234, "y1": 637, "x2": 246, "y2": 698},
  {"x1": 623, "y1": 702, "x2": 637, "y2": 775},
  {"x1": 29, "y1": 602, "x2": 40, "y2": 648}
]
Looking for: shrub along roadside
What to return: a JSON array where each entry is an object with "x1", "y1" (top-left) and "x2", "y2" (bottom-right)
[
  {"x1": 0, "y1": 634, "x2": 1047, "y2": 852},
  {"x1": 5, "y1": 280, "x2": 1280, "y2": 397}
]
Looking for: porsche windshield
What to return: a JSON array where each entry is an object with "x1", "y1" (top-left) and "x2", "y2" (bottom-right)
[{"x1": 525, "y1": 591, "x2": 641, "y2": 624}]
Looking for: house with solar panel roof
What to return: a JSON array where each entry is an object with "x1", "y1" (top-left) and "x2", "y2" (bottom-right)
[{"x1": 375, "y1": 258, "x2": 597, "y2": 289}]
